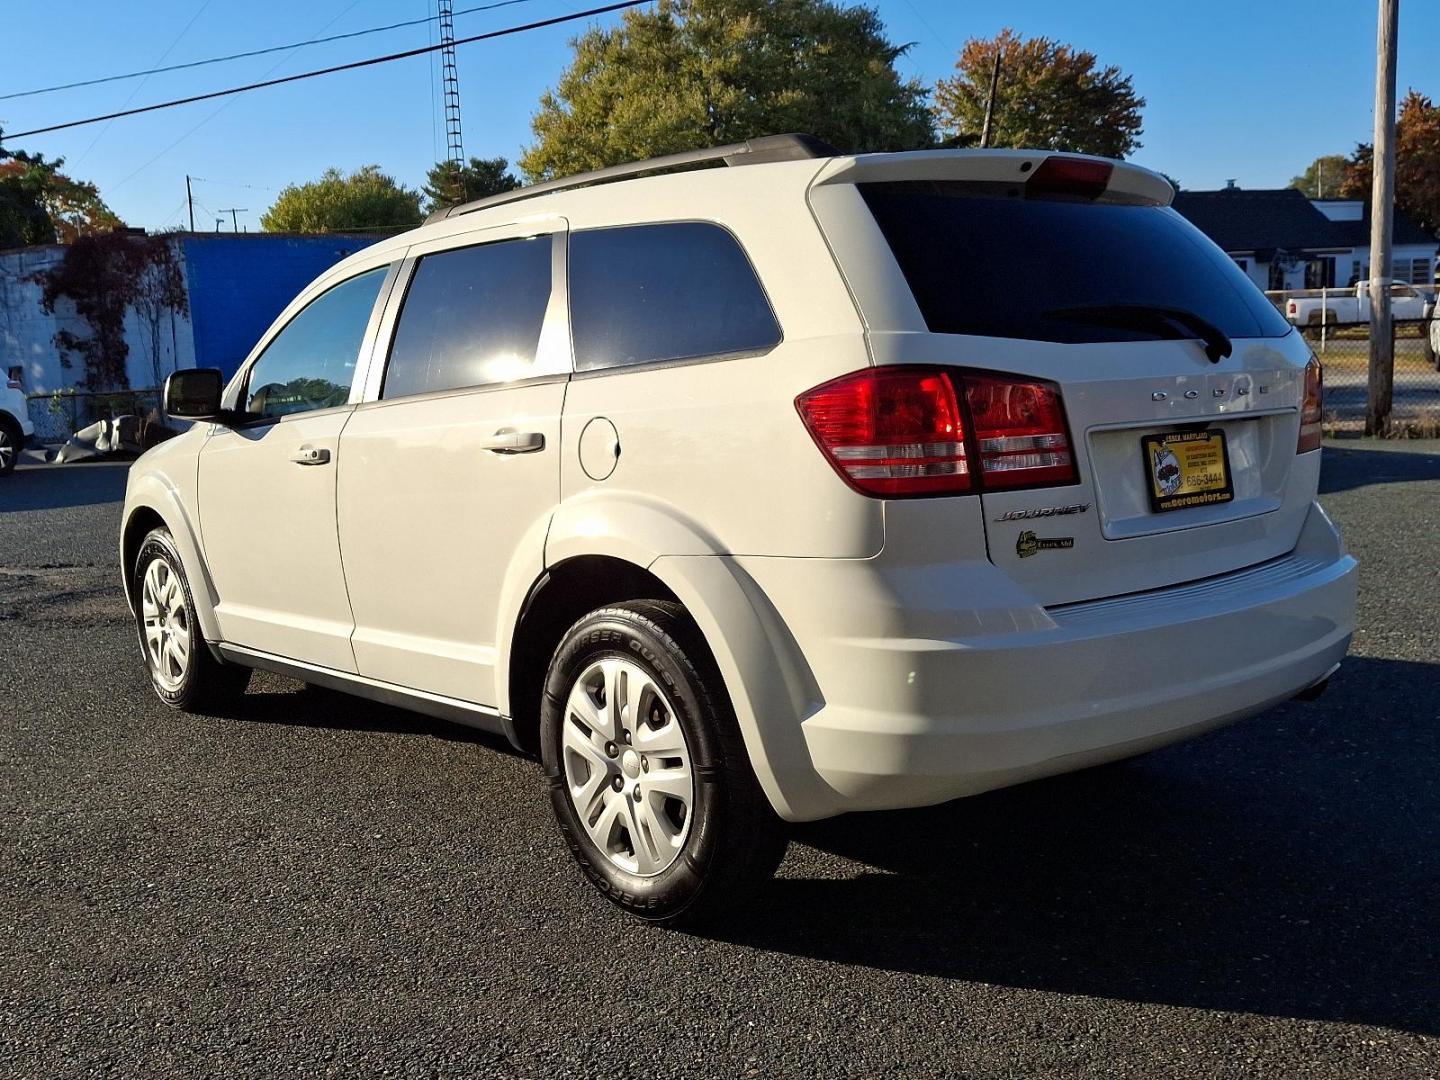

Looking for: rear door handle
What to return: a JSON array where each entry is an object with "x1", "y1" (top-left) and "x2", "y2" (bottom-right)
[
  {"x1": 290, "y1": 445, "x2": 331, "y2": 466},
  {"x1": 481, "y1": 430, "x2": 545, "y2": 454}
]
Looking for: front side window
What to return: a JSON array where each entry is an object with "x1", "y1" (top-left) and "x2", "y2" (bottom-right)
[
  {"x1": 245, "y1": 266, "x2": 388, "y2": 419},
  {"x1": 569, "y1": 222, "x2": 781, "y2": 372},
  {"x1": 383, "y1": 235, "x2": 553, "y2": 399}
]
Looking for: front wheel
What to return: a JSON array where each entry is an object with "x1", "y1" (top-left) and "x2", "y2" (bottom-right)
[
  {"x1": 541, "y1": 601, "x2": 787, "y2": 927},
  {"x1": 133, "y1": 528, "x2": 250, "y2": 712},
  {"x1": 0, "y1": 418, "x2": 20, "y2": 476}
]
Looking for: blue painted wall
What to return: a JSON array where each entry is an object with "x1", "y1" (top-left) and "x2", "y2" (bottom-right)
[{"x1": 181, "y1": 233, "x2": 383, "y2": 379}]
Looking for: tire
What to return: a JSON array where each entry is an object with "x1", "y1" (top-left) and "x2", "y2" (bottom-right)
[
  {"x1": 133, "y1": 528, "x2": 250, "y2": 712},
  {"x1": 0, "y1": 416, "x2": 20, "y2": 476},
  {"x1": 541, "y1": 600, "x2": 787, "y2": 927}
]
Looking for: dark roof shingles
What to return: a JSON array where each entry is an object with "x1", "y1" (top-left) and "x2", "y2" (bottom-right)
[{"x1": 1172, "y1": 187, "x2": 1436, "y2": 253}]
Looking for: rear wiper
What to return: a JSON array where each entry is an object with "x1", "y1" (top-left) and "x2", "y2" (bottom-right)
[{"x1": 1045, "y1": 304, "x2": 1233, "y2": 363}]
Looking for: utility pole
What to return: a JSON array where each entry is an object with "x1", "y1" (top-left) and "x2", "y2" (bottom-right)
[
  {"x1": 980, "y1": 45, "x2": 1003, "y2": 149},
  {"x1": 1366, "y1": 0, "x2": 1399, "y2": 435},
  {"x1": 186, "y1": 174, "x2": 195, "y2": 232},
  {"x1": 219, "y1": 207, "x2": 247, "y2": 232}
]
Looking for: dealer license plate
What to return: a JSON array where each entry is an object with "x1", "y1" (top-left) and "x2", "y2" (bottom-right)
[{"x1": 1141, "y1": 429, "x2": 1234, "y2": 513}]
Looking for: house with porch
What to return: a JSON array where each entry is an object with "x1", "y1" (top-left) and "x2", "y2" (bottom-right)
[{"x1": 1171, "y1": 185, "x2": 1437, "y2": 294}]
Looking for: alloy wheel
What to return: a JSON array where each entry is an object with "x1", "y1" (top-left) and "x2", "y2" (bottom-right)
[
  {"x1": 0, "y1": 428, "x2": 14, "y2": 473},
  {"x1": 140, "y1": 557, "x2": 190, "y2": 692},
  {"x1": 560, "y1": 656, "x2": 695, "y2": 877}
]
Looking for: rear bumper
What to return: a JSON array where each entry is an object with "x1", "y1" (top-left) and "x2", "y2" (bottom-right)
[{"x1": 736, "y1": 501, "x2": 1356, "y2": 820}]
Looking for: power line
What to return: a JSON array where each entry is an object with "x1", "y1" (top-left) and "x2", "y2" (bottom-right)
[
  {"x1": 71, "y1": 0, "x2": 217, "y2": 166},
  {"x1": 3, "y1": 1, "x2": 648, "y2": 142},
  {"x1": 112, "y1": 0, "x2": 370, "y2": 194},
  {"x1": 0, "y1": 0, "x2": 542, "y2": 103}
]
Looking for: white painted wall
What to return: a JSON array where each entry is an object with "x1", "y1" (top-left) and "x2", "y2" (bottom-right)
[{"x1": 0, "y1": 243, "x2": 197, "y2": 436}]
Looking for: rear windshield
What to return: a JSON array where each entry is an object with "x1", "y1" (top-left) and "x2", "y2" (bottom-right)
[{"x1": 860, "y1": 181, "x2": 1292, "y2": 344}]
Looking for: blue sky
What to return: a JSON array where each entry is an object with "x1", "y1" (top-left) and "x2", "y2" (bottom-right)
[{"x1": 2, "y1": 0, "x2": 1435, "y2": 231}]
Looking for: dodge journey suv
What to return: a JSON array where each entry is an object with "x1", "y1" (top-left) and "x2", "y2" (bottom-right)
[{"x1": 122, "y1": 135, "x2": 1357, "y2": 926}]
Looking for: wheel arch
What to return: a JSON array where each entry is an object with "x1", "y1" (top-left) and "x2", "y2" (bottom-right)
[
  {"x1": 121, "y1": 474, "x2": 223, "y2": 643},
  {"x1": 502, "y1": 492, "x2": 833, "y2": 819}
]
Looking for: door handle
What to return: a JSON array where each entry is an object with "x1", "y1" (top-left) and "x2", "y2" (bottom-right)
[
  {"x1": 290, "y1": 445, "x2": 331, "y2": 466},
  {"x1": 481, "y1": 430, "x2": 545, "y2": 454}
]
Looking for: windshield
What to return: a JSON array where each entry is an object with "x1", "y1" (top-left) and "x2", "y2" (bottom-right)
[{"x1": 860, "y1": 181, "x2": 1292, "y2": 344}]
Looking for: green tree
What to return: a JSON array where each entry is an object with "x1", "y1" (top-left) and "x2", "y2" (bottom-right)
[
  {"x1": 0, "y1": 130, "x2": 123, "y2": 247},
  {"x1": 1289, "y1": 154, "x2": 1349, "y2": 199},
  {"x1": 933, "y1": 29, "x2": 1145, "y2": 159},
  {"x1": 423, "y1": 156, "x2": 521, "y2": 214},
  {"x1": 520, "y1": 0, "x2": 934, "y2": 181},
  {"x1": 1341, "y1": 90, "x2": 1440, "y2": 236},
  {"x1": 260, "y1": 165, "x2": 422, "y2": 233}
]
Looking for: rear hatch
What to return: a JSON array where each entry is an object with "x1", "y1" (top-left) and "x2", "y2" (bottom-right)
[{"x1": 809, "y1": 151, "x2": 1319, "y2": 606}]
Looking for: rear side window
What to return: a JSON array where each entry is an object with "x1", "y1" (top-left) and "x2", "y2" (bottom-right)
[
  {"x1": 383, "y1": 235, "x2": 552, "y2": 399},
  {"x1": 245, "y1": 266, "x2": 388, "y2": 419},
  {"x1": 569, "y1": 222, "x2": 780, "y2": 372},
  {"x1": 860, "y1": 182, "x2": 1292, "y2": 344}
]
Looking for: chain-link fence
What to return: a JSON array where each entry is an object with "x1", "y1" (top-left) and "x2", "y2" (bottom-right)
[
  {"x1": 26, "y1": 389, "x2": 162, "y2": 443},
  {"x1": 1266, "y1": 288, "x2": 1439, "y2": 433}
]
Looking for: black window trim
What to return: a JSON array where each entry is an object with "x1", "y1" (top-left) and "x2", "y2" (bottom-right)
[
  {"x1": 375, "y1": 230, "x2": 566, "y2": 403},
  {"x1": 565, "y1": 217, "x2": 784, "y2": 379}
]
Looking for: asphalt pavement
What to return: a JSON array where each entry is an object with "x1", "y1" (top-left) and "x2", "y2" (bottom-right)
[{"x1": 2, "y1": 443, "x2": 1438, "y2": 1078}]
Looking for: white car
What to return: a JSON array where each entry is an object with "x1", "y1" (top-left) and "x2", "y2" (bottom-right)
[
  {"x1": 1, "y1": 370, "x2": 36, "y2": 476},
  {"x1": 121, "y1": 137, "x2": 1357, "y2": 926}
]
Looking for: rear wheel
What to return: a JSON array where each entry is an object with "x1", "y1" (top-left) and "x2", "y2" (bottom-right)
[
  {"x1": 541, "y1": 601, "x2": 787, "y2": 927},
  {"x1": 134, "y1": 528, "x2": 250, "y2": 712}
]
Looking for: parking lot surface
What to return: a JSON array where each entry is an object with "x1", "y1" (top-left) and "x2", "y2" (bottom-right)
[{"x1": 2, "y1": 443, "x2": 1438, "y2": 1078}]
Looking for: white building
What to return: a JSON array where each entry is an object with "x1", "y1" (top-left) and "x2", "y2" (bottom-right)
[{"x1": 1171, "y1": 186, "x2": 1438, "y2": 294}]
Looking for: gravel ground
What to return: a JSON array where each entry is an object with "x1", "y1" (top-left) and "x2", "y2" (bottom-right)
[{"x1": 2, "y1": 444, "x2": 1438, "y2": 1079}]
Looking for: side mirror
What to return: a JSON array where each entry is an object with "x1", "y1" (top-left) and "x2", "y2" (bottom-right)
[{"x1": 163, "y1": 368, "x2": 226, "y2": 421}]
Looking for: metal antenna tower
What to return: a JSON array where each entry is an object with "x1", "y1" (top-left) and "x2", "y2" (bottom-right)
[{"x1": 438, "y1": 0, "x2": 464, "y2": 169}]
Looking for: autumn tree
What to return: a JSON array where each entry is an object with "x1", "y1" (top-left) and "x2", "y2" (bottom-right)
[
  {"x1": 0, "y1": 129, "x2": 123, "y2": 247},
  {"x1": 261, "y1": 165, "x2": 422, "y2": 233},
  {"x1": 1340, "y1": 90, "x2": 1440, "y2": 236},
  {"x1": 1289, "y1": 154, "x2": 1350, "y2": 199},
  {"x1": 933, "y1": 29, "x2": 1144, "y2": 159},
  {"x1": 521, "y1": 0, "x2": 933, "y2": 181},
  {"x1": 32, "y1": 233, "x2": 187, "y2": 391},
  {"x1": 423, "y1": 156, "x2": 521, "y2": 214}
]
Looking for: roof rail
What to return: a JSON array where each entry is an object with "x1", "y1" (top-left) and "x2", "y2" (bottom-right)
[{"x1": 426, "y1": 133, "x2": 840, "y2": 224}]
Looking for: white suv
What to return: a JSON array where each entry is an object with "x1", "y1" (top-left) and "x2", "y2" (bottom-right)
[
  {"x1": 122, "y1": 136, "x2": 1357, "y2": 925},
  {"x1": 1, "y1": 369, "x2": 35, "y2": 475}
]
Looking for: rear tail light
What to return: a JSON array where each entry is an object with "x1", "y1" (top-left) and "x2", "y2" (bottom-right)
[
  {"x1": 796, "y1": 367, "x2": 1077, "y2": 498},
  {"x1": 1287, "y1": 300, "x2": 1298, "y2": 316},
  {"x1": 794, "y1": 367, "x2": 970, "y2": 496},
  {"x1": 962, "y1": 374, "x2": 1078, "y2": 489},
  {"x1": 1298, "y1": 357, "x2": 1323, "y2": 453}
]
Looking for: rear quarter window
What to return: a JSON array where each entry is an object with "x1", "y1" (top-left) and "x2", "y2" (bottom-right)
[
  {"x1": 860, "y1": 182, "x2": 1292, "y2": 344},
  {"x1": 569, "y1": 222, "x2": 781, "y2": 371}
]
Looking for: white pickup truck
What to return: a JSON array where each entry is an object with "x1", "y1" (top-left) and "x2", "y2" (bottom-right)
[{"x1": 1285, "y1": 280, "x2": 1433, "y2": 327}]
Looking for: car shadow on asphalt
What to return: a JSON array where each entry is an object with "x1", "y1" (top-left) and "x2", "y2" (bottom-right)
[
  {"x1": 211, "y1": 677, "x2": 524, "y2": 757},
  {"x1": 704, "y1": 655, "x2": 1440, "y2": 1036},
  {"x1": 1319, "y1": 443, "x2": 1440, "y2": 495},
  {"x1": 2, "y1": 461, "x2": 131, "y2": 513}
]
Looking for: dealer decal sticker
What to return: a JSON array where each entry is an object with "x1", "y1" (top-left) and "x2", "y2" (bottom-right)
[{"x1": 1015, "y1": 530, "x2": 1074, "y2": 559}]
